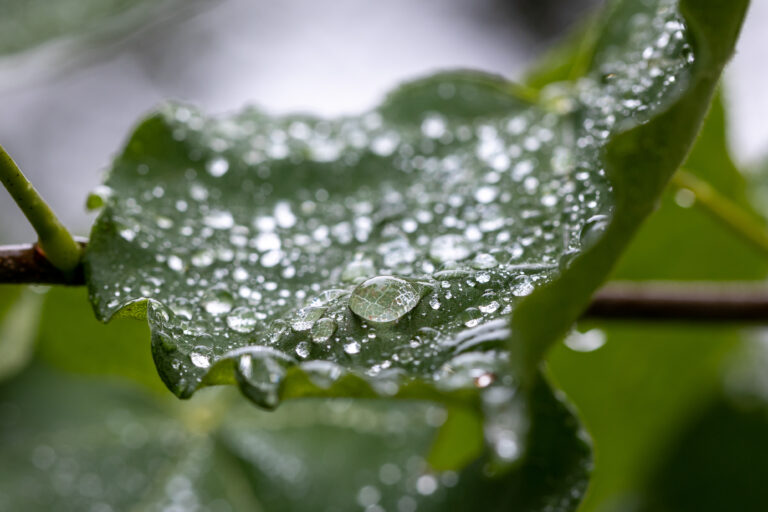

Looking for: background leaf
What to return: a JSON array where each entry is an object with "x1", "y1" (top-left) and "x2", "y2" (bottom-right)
[
  {"x1": 0, "y1": 359, "x2": 590, "y2": 511},
  {"x1": 0, "y1": 0, "x2": 194, "y2": 57},
  {"x1": 0, "y1": 285, "x2": 43, "y2": 382}
]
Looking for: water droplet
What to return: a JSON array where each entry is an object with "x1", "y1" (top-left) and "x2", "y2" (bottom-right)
[
  {"x1": 430, "y1": 234, "x2": 471, "y2": 263},
  {"x1": 344, "y1": 340, "x2": 361, "y2": 355},
  {"x1": 291, "y1": 306, "x2": 326, "y2": 331},
  {"x1": 460, "y1": 307, "x2": 483, "y2": 327},
  {"x1": 479, "y1": 300, "x2": 500, "y2": 314},
  {"x1": 511, "y1": 275, "x2": 534, "y2": 297},
  {"x1": 295, "y1": 341, "x2": 311, "y2": 359},
  {"x1": 580, "y1": 214, "x2": 610, "y2": 249},
  {"x1": 471, "y1": 253, "x2": 498, "y2": 270},
  {"x1": 204, "y1": 210, "x2": 234, "y2": 229},
  {"x1": 421, "y1": 114, "x2": 446, "y2": 139},
  {"x1": 189, "y1": 347, "x2": 211, "y2": 368},
  {"x1": 227, "y1": 306, "x2": 260, "y2": 333},
  {"x1": 341, "y1": 257, "x2": 375, "y2": 283},
  {"x1": 167, "y1": 255, "x2": 184, "y2": 272},
  {"x1": 191, "y1": 249, "x2": 215, "y2": 267},
  {"x1": 349, "y1": 276, "x2": 420, "y2": 323},
  {"x1": 311, "y1": 317, "x2": 337, "y2": 343},
  {"x1": 565, "y1": 328, "x2": 606, "y2": 352},
  {"x1": 207, "y1": 157, "x2": 229, "y2": 177},
  {"x1": 416, "y1": 474, "x2": 438, "y2": 495},
  {"x1": 309, "y1": 289, "x2": 349, "y2": 307},
  {"x1": 475, "y1": 272, "x2": 491, "y2": 284},
  {"x1": 201, "y1": 288, "x2": 234, "y2": 316},
  {"x1": 475, "y1": 186, "x2": 499, "y2": 204}
]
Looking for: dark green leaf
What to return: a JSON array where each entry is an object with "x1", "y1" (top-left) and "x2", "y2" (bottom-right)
[
  {"x1": 0, "y1": 362, "x2": 590, "y2": 511},
  {"x1": 635, "y1": 339, "x2": 768, "y2": 512},
  {"x1": 83, "y1": 0, "x2": 748, "y2": 476},
  {"x1": 0, "y1": 285, "x2": 42, "y2": 382}
]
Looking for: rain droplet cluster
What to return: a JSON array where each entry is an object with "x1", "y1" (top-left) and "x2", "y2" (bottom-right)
[{"x1": 87, "y1": 0, "x2": 692, "y2": 462}]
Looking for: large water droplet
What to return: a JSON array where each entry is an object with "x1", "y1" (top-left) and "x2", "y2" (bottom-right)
[{"x1": 348, "y1": 276, "x2": 420, "y2": 323}]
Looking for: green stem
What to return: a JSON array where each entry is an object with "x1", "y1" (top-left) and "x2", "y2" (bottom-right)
[
  {"x1": 672, "y1": 169, "x2": 768, "y2": 257},
  {"x1": 0, "y1": 144, "x2": 81, "y2": 274}
]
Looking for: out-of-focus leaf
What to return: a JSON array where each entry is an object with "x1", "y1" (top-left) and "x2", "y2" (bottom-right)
[
  {"x1": 548, "y1": 93, "x2": 766, "y2": 512},
  {"x1": 0, "y1": 286, "x2": 42, "y2": 382},
  {"x1": 0, "y1": 362, "x2": 591, "y2": 512},
  {"x1": 611, "y1": 93, "x2": 768, "y2": 280},
  {"x1": 548, "y1": 324, "x2": 741, "y2": 511},
  {"x1": 0, "y1": 0, "x2": 191, "y2": 57},
  {"x1": 635, "y1": 337, "x2": 768, "y2": 512},
  {"x1": 36, "y1": 287, "x2": 166, "y2": 394}
]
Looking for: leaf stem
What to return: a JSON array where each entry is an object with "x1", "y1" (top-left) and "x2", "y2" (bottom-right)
[
  {"x1": 672, "y1": 169, "x2": 768, "y2": 256},
  {"x1": 0, "y1": 144, "x2": 82, "y2": 274}
]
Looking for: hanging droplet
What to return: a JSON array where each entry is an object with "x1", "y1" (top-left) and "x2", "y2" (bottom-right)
[{"x1": 348, "y1": 276, "x2": 420, "y2": 323}]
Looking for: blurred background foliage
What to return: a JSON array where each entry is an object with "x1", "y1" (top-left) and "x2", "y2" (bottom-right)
[{"x1": 1, "y1": 0, "x2": 768, "y2": 510}]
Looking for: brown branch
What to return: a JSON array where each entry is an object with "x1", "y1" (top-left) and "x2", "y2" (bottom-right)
[
  {"x1": 0, "y1": 242, "x2": 85, "y2": 285},
  {"x1": 587, "y1": 281, "x2": 768, "y2": 322},
  {"x1": 2, "y1": 243, "x2": 768, "y2": 322}
]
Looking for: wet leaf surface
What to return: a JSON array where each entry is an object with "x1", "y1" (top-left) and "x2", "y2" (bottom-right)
[{"x1": 83, "y1": 0, "x2": 748, "y2": 492}]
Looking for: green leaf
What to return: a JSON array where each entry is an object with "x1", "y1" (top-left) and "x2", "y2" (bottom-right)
[
  {"x1": 36, "y1": 287, "x2": 167, "y2": 394},
  {"x1": 84, "y1": 0, "x2": 748, "y2": 474},
  {"x1": 0, "y1": 362, "x2": 590, "y2": 511},
  {"x1": 0, "y1": 0, "x2": 185, "y2": 57},
  {"x1": 634, "y1": 338, "x2": 768, "y2": 512},
  {"x1": 509, "y1": 0, "x2": 750, "y2": 373},
  {"x1": 0, "y1": 285, "x2": 43, "y2": 382},
  {"x1": 611, "y1": 93, "x2": 768, "y2": 280}
]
